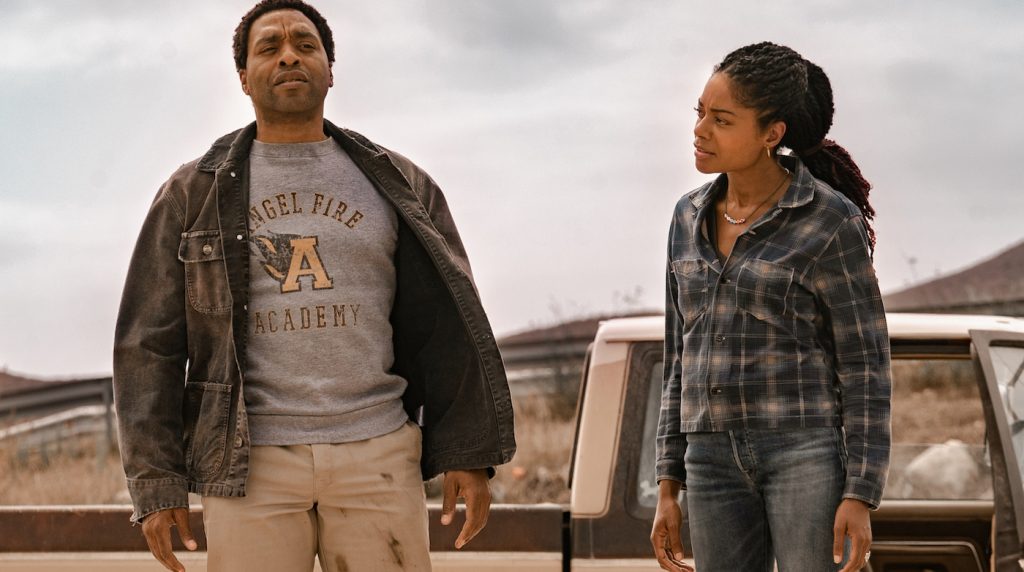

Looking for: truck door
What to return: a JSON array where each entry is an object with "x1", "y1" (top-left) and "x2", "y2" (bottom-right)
[
  {"x1": 570, "y1": 340, "x2": 692, "y2": 570},
  {"x1": 971, "y1": 329, "x2": 1024, "y2": 571}
]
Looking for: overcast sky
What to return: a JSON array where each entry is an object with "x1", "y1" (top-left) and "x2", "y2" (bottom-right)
[{"x1": 2, "y1": 1, "x2": 1022, "y2": 377}]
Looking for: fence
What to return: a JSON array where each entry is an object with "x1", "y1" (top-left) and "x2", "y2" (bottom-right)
[{"x1": 0, "y1": 378, "x2": 115, "y2": 463}]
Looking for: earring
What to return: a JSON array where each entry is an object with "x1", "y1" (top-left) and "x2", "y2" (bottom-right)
[{"x1": 766, "y1": 145, "x2": 772, "y2": 159}]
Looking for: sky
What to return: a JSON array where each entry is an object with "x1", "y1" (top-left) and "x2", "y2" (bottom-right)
[{"x1": 1, "y1": 0, "x2": 1023, "y2": 378}]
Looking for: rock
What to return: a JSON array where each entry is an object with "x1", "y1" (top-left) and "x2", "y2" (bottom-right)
[{"x1": 902, "y1": 439, "x2": 985, "y2": 499}]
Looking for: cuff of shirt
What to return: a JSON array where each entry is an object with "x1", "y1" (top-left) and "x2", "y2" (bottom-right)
[
  {"x1": 656, "y1": 431, "x2": 687, "y2": 483},
  {"x1": 843, "y1": 477, "x2": 884, "y2": 510},
  {"x1": 127, "y1": 477, "x2": 190, "y2": 524},
  {"x1": 656, "y1": 459, "x2": 687, "y2": 485}
]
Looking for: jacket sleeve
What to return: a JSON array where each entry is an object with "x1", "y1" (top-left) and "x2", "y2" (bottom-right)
[
  {"x1": 812, "y1": 215, "x2": 892, "y2": 509},
  {"x1": 384, "y1": 151, "x2": 516, "y2": 478},
  {"x1": 113, "y1": 184, "x2": 190, "y2": 523},
  {"x1": 377, "y1": 148, "x2": 474, "y2": 272},
  {"x1": 657, "y1": 214, "x2": 687, "y2": 484}
]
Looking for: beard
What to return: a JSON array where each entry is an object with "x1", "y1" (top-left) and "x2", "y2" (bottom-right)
[{"x1": 251, "y1": 80, "x2": 329, "y2": 120}]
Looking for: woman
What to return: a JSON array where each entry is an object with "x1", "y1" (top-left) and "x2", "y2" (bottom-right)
[{"x1": 650, "y1": 42, "x2": 891, "y2": 572}]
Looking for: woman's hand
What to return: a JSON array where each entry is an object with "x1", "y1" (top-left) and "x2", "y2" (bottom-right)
[
  {"x1": 651, "y1": 480, "x2": 693, "y2": 571},
  {"x1": 833, "y1": 498, "x2": 872, "y2": 572}
]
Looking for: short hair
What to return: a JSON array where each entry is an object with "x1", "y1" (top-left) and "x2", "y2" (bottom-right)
[{"x1": 232, "y1": 0, "x2": 335, "y2": 71}]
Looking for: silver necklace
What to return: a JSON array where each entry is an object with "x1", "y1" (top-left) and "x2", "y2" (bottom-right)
[{"x1": 723, "y1": 167, "x2": 791, "y2": 225}]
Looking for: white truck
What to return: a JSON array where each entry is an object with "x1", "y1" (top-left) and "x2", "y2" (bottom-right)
[{"x1": 4, "y1": 313, "x2": 1024, "y2": 571}]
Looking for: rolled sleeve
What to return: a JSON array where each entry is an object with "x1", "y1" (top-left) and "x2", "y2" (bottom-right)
[
  {"x1": 812, "y1": 215, "x2": 892, "y2": 509},
  {"x1": 657, "y1": 255, "x2": 688, "y2": 485}
]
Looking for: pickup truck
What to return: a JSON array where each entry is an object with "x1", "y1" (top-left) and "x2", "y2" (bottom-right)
[{"x1": 4, "y1": 312, "x2": 1024, "y2": 571}]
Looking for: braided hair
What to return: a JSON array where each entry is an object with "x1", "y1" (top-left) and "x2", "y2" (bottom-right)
[{"x1": 715, "y1": 42, "x2": 876, "y2": 249}]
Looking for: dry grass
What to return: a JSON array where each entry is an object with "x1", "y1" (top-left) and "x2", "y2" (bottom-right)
[
  {"x1": 490, "y1": 396, "x2": 574, "y2": 504},
  {"x1": 1, "y1": 437, "x2": 129, "y2": 505},
  {"x1": 4, "y1": 398, "x2": 575, "y2": 506},
  {"x1": 891, "y1": 359, "x2": 985, "y2": 446},
  {"x1": 424, "y1": 395, "x2": 575, "y2": 504},
  {"x1": 891, "y1": 388, "x2": 985, "y2": 446},
  {"x1": 1, "y1": 360, "x2": 987, "y2": 507}
]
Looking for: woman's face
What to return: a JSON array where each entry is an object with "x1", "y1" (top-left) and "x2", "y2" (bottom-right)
[{"x1": 693, "y1": 72, "x2": 779, "y2": 175}]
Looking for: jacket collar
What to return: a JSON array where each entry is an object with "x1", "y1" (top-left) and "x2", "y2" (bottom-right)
[
  {"x1": 196, "y1": 124, "x2": 253, "y2": 172},
  {"x1": 195, "y1": 120, "x2": 384, "y2": 173},
  {"x1": 688, "y1": 153, "x2": 816, "y2": 211}
]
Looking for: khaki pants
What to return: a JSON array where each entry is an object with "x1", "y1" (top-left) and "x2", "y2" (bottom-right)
[{"x1": 202, "y1": 422, "x2": 431, "y2": 572}]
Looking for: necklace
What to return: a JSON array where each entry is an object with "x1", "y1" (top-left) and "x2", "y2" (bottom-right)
[{"x1": 723, "y1": 167, "x2": 791, "y2": 225}]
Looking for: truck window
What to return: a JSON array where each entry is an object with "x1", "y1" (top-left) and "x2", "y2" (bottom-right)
[
  {"x1": 984, "y1": 345, "x2": 1024, "y2": 480},
  {"x1": 633, "y1": 355, "x2": 990, "y2": 507},
  {"x1": 886, "y1": 356, "x2": 989, "y2": 500},
  {"x1": 636, "y1": 360, "x2": 664, "y2": 509}
]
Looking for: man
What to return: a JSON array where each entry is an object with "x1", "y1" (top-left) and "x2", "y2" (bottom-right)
[{"x1": 113, "y1": 1, "x2": 515, "y2": 570}]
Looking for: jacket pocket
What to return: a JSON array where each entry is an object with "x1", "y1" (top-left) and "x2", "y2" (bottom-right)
[
  {"x1": 671, "y1": 258, "x2": 709, "y2": 323},
  {"x1": 182, "y1": 381, "x2": 232, "y2": 480},
  {"x1": 178, "y1": 230, "x2": 232, "y2": 314},
  {"x1": 736, "y1": 259, "x2": 794, "y2": 322}
]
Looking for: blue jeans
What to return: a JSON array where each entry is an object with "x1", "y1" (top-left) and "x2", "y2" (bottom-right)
[{"x1": 685, "y1": 427, "x2": 848, "y2": 571}]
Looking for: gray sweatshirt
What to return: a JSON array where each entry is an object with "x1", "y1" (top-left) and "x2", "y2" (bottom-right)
[{"x1": 243, "y1": 138, "x2": 408, "y2": 445}]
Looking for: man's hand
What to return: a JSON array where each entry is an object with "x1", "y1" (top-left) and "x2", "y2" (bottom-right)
[
  {"x1": 833, "y1": 498, "x2": 872, "y2": 572},
  {"x1": 141, "y1": 507, "x2": 198, "y2": 572},
  {"x1": 651, "y1": 480, "x2": 692, "y2": 572},
  {"x1": 440, "y1": 469, "x2": 491, "y2": 549}
]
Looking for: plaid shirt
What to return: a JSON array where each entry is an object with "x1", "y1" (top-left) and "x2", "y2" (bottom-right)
[{"x1": 656, "y1": 155, "x2": 891, "y2": 508}]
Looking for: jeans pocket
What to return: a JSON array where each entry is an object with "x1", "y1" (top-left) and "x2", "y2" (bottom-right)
[
  {"x1": 178, "y1": 230, "x2": 232, "y2": 314},
  {"x1": 834, "y1": 426, "x2": 848, "y2": 472},
  {"x1": 182, "y1": 381, "x2": 233, "y2": 480},
  {"x1": 735, "y1": 259, "x2": 794, "y2": 322},
  {"x1": 671, "y1": 258, "x2": 709, "y2": 322}
]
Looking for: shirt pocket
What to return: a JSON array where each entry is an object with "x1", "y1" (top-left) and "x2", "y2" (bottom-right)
[
  {"x1": 178, "y1": 230, "x2": 232, "y2": 314},
  {"x1": 736, "y1": 259, "x2": 795, "y2": 322},
  {"x1": 671, "y1": 258, "x2": 709, "y2": 323}
]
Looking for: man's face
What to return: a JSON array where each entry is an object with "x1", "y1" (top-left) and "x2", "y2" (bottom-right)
[{"x1": 239, "y1": 9, "x2": 333, "y2": 120}]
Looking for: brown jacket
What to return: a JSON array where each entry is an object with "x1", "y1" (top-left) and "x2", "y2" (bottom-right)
[{"x1": 113, "y1": 121, "x2": 515, "y2": 523}]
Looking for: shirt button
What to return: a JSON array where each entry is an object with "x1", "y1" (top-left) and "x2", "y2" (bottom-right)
[
  {"x1": 711, "y1": 387, "x2": 723, "y2": 395},
  {"x1": 202, "y1": 244, "x2": 213, "y2": 255},
  {"x1": 716, "y1": 335, "x2": 727, "y2": 344},
  {"x1": 236, "y1": 234, "x2": 244, "y2": 241},
  {"x1": 234, "y1": 436, "x2": 243, "y2": 448},
  {"x1": 230, "y1": 171, "x2": 236, "y2": 178},
  {"x1": 723, "y1": 278, "x2": 732, "y2": 284}
]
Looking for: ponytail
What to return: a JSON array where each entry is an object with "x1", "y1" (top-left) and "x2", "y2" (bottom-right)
[{"x1": 798, "y1": 140, "x2": 876, "y2": 250}]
